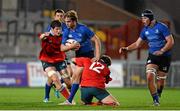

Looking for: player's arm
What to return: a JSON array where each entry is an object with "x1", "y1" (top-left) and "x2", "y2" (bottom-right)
[
  {"x1": 154, "y1": 35, "x2": 174, "y2": 55},
  {"x1": 104, "y1": 69, "x2": 112, "y2": 84},
  {"x1": 91, "y1": 35, "x2": 101, "y2": 61},
  {"x1": 161, "y1": 35, "x2": 174, "y2": 52},
  {"x1": 39, "y1": 32, "x2": 50, "y2": 40},
  {"x1": 60, "y1": 43, "x2": 80, "y2": 52},
  {"x1": 119, "y1": 37, "x2": 145, "y2": 54},
  {"x1": 102, "y1": 68, "x2": 112, "y2": 84}
]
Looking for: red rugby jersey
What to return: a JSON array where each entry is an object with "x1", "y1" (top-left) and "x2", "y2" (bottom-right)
[
  {"x1": 75, "y1": 57, "x2": 111, "y2": 89},
  {"x1": 39, "y1": 34, "x2": 65, "y2": 63}
]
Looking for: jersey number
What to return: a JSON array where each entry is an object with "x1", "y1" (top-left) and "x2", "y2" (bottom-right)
[{"x1": 89, "y1": 62, "x2": 104, "y2": 73}]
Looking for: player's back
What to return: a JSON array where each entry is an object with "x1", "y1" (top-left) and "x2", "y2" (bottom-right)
[{"x1": 80, "y1": 58, "x2": 110, "y2": 89}]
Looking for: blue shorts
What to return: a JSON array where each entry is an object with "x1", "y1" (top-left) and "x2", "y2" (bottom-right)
[
  {"x1": 80, "y1": 87, "x2": 110, "y2": 104},
  {"x1": 41, "y1": 61, "x2": 67, "y2": 71}
]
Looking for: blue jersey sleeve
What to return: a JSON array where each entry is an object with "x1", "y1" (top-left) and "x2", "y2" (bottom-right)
[
  {"x1": 83, "y1": 26, "x2": 95, "y2": 39},
  {"x1": 62, "y1": 29, "x2": 69, "y2": 44},
  {"x1": 159, "y1": 23, "x2": 171, "y2": 38},
  {"x1": 140, "y1": 28, "x2": 147, "y2": 40},
  {"x1": 46, "y1": 24, "x2": 51, "y2": 32}
]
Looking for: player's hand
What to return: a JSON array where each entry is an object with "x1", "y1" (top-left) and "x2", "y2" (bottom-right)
[
  {"x1": 153, "y1": 50, "x2": 164, "y2": 56},
  {"x1": 119, "y1": 47, "x2": 128, "y2": 54},
  {"x1": 105, "y1": 76, "x2": 112, "y2": 84},
  {"x1": 71, "y1": 42, "x2": 81, "y2": 51},
  {"x1": 91, "y1": 56, "x2": 100, "y2": 62},
  {"x1": 40, "y1": 32, "x2": 50, "y2": 40},
  {"x1": 44, "y1": 32, "x2": 50, "y2": 36}
]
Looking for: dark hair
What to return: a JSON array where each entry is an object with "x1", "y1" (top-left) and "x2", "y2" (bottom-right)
[
  {"x1": 64, "y1": 10, "x2": 78, "y2": 22},
  {"x1": 141, "y1": 9, "x2": 154, "y2": 21},
  {"x1": 54, "y1": 9, "x2": 64, "y2": 15},
  {"x1": 50, "y1": 20, "x2": 61, "y2": 29},
  {"x1": 100, "y1": 55, "x2": 112, "y2": 66}
]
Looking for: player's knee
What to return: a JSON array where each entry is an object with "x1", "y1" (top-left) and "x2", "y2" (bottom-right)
[
  {"x1": 51, "y1": 76, "x2": 58, "y2": 83},
  {"x1": 147, "y1": 73, "x2": 154, "y2": 82},
  {"x1": 61, "y1": 73, "x2": 70, "y2": 79},
  {"x1": 56, "y1": 84, "x2": 65, "y2": 92},
  {"x1": 47, "y1": 70, "x2": 61, "y2": 83},
  {"x1": 146, "y1": 68, "x2": 157, "y2": 81},
  {"x1": 146, "y1": 68, "x2": 157, "y2": 75},
  {"x1": 81, "y1": 99, "x2": 91, "y2": 105},
  {"x1": 47, "y1": 70, "x2": 57, "y2": 77}
]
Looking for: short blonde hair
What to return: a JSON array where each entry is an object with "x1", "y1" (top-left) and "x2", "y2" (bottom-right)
[{"x1": 64, "y1": 10, "x2": 78, "y2": 22}]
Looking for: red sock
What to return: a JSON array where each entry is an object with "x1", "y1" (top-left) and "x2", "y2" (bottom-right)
[{"x1": 60, "y1": 88, "x2": 70, "y2": 99}]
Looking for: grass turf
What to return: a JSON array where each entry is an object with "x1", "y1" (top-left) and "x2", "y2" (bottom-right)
[{"x1": 0, "y1": 87, "x2": 180, "y2": 110}]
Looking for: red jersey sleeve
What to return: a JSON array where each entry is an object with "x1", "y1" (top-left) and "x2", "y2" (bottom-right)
[
  {"x1": 103, "y1": 67, "x2": 112, "y2": 84},
  {"x1": 74, "y1": 57, "x2": 88, "y2": 67}
]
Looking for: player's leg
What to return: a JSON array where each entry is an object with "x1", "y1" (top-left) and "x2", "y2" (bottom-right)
[
  {"x1": 66, "y1": 58, "x2": 73, "y2": 77},
  {"x1": 60, "y1": 69, "x2": 72, "y2": 90},
  {"x1": 44, "y1": 77, "x2": 53, "y2": 102},
  {"x1": 53, "y1": 61, "x2": 72, "y2": 98},
  {"x1": 58, "y1": 67, "x2": 81, "y2": 105},
  {"x1": 41, "y1": 61, "x2": 53, "y2": 102},
  {"x1": 157, "y1": 71, "x2": 167, "y2": 97},
  {"x1": 157, "y1": 55, "x2": 170, "y2": 97},
  {"x1": 80, "y1": 87, "x2": 93, "y2": 105},
  {"x1": 101, "y1": 95, "x2": 120, "y2": 106},
  {"x1": 93, "y1": 88, "x2": 120, "y2": 106},
  {"x1": 146, "y1": 64, "x2": 159, "y2": 106},
  {"x1": 45, "y1": 67, "x2": 70, "y2": 99},
  {"x1": 67, "y1": 65, "x2": 83, "y2": 103}
]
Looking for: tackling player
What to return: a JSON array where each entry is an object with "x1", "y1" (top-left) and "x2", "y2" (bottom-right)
[
  {"x1": 39, "y1": 20, "x2": 80, "y2": 102},
  {"x1": 43, "y1": 9, "x2": 73, "y2": 102},
  {"x1": 79, "y1": 55, "x2": 120, "y2": 106}
]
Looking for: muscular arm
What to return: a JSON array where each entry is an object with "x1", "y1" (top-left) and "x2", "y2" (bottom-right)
[
  {"x1": 127, "y1": 37, "x2": 144, "y2": 51},
  {"x1": 91, "y1": 35, "x2": 101, "y2": 61},
  {"x1": 60, "y1": 43, "x2": 80, "y2": 52},
  {"x1": 160, "y1": 35, "x2": 174, "y2": 52},
  {"x1": 153, "y1": 35, "x2": 174, "y2": 56},
  {"x1": 119, "y1": 37, "x2": 145, "y2": 53}
]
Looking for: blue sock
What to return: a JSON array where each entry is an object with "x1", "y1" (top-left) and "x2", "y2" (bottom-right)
[
  {"x1": 152, "y1": 93, "x2": 159, "y2": 103},
  {"x1": 68, "y1": 83, "x2": 79, "y2": 103},
  {"x1": 45, "y1": 83, "x2": 52, "y2": 99}
]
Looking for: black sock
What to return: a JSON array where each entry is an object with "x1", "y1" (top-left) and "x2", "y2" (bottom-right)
[{"x1": 157, "y1": 86, "x2": 163, "y2": 97}]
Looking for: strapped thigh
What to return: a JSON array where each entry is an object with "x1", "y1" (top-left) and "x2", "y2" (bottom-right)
[
  {"x1": 47, "y1": 70, "x2": 57, "y2": 77},
  {"x1": 146, "y1": 68, "x2": 157, "y2": 75},
  {"x1": 157, "y1": 76, "x2": 167, "y2": 80}
]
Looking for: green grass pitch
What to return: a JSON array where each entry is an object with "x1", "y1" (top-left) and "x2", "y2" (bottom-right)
[{"x1": 0, "y1": 87, "x2": 180, "y2": 110}]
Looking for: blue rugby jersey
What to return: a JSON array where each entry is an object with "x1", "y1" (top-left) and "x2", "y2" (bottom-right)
[
  {"x1": 62, "y1": 23, "x2": 95, "y2": 55},
  {"x1": 140, "y1": 22, "x2": 171, "y2": 56}
]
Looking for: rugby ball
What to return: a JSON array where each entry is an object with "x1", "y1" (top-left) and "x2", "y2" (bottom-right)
[{"x1": 65, "y1": 39, "x2": 78, "y2": 46}]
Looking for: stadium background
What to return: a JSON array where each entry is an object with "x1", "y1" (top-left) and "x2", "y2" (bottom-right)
[{"x1": 0, "y1": 0, "x2": 180, "y2": 110}]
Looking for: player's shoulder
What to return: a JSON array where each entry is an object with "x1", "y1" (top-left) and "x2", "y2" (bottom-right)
[
  {"x1": 156, "y1": 21, "x2": 168, "y2": 28},
  {"x1": 77, "y1": 23, "x2": 88, "y2": 29}
]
